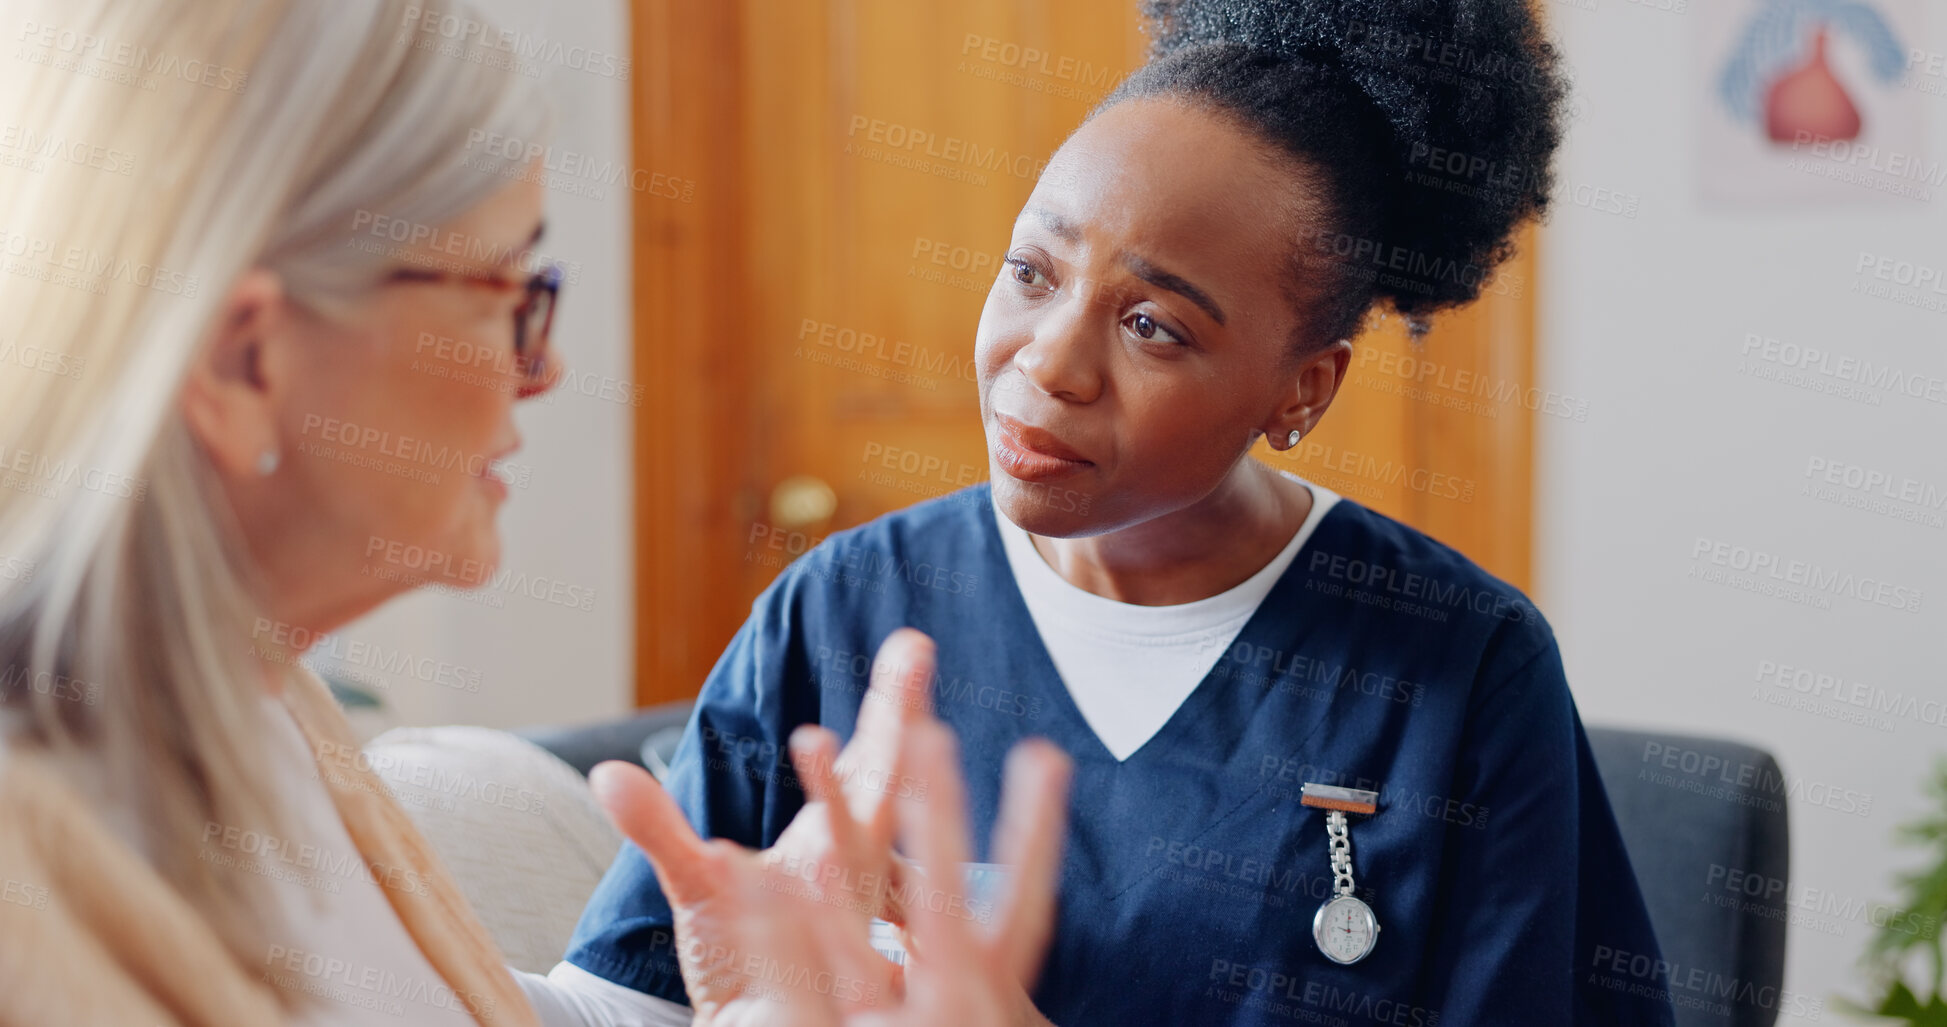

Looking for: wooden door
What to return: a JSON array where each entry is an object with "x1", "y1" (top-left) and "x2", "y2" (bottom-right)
[{"x1": 631, "y1": 0, "x2": 1538, "y2": 706}]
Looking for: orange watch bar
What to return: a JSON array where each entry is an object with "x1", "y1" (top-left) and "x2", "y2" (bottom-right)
[{"x1": 1299, "y1": 782, "x2": 1380, "y2": 816}]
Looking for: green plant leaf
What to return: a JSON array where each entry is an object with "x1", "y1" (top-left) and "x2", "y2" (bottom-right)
[
  {"x1": 1857, "y1": 759, "x2": 1947, "y2": 1016},
  {"x1": 1879, "y1": 980, "x2": 1924, "y2": 1017}
]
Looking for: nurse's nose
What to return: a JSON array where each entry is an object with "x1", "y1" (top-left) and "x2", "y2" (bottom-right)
[{"x1": 1012, "y1": 287, "x2": 1105, "y2": 404}]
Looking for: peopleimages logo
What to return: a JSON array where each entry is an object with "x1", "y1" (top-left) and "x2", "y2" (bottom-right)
[
  {"x1": 1740, "y1": 332, "x2": 1947, "y2": 406},
  {"x1": 1793, "y1": 132, "x2": 1947, "y2": 189},
  {"x1": 0, "y1": 661, "x2": 100, "y2": 707},
  {"x1": 349, "y1": 210, "x2": 584, "y2": 285},
  {"x1": 399, "y1": 6, "x2": 628, "y2": 81},
  {"x1": 1803, "y1": 456, "x2": 1947, "y2": 529},
  {"x1": 957, "y1": 34, "x2": 1118, "y2": 90},
  {"x1": 463, "y1": 130, "x2": 693, "y2": 202},
  {"x1": 1755, "y1": 658, "x2": 1947, "y2": 732},
  {"x1": 362, "y1": 536, "x2": 597, "y2": 612},
  {"x1": 1854, "y1": 251, "x2": 1947, "y2": 295},
  {"x1": 1294, "y1": 226, "x2": 1522, "y2": 299},
  {"x1": 0, "y1": 339, "x2": 86, "y2": 380},
  {"x1": 1589, "y1": 946, "x2": 1824, "y2": 1021},
  {"x1": 13, "y1": 19, "x2": 250, "y2": 92},
  {"x1": 797, "y1": 316, "x2": 978, "y2": 384},
  {"x1": 1304, "y1": 550, "x2": 1538, "y2": 624},
  {"x1": 845, "y1": 114, "x2": 1055, "y2": 182},
  {"x1": 262, "y1": 944, "x2": 496, "y2": 1019},
  {"x1": 1638, "y1": 739, "x2": 1873, "y2": 817},
  {"x1": 0, "y1": 443, "x2": 149, "y2": 501},
  {"x1": 297, "y1": 414, "x2": 533, "y2": 489},
  {"x1": 1689, "y1": 537, "x2": 1924, "y2": 613},
  {"x1": 251, "y1": 618, "x2": 483, "y2": 695},
  {"x1": 1, "y1": 878, "x2": 49, "y2": 911},
  {"x1": 0, "y1": 227, "x2": 200, "y2": 297},
  {"x1": 0, "y1": 124, "x2": 137, "y2": 175}
]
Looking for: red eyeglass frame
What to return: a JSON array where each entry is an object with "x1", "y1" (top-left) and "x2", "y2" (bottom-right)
[{"x1": 383, "y1": 261, "x2": 563, "y2": 385}]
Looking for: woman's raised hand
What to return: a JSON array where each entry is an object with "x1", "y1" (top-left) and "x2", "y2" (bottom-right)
[
  {"x1": 852, "y1": 723, "x2": 1070, "y2": 1027},
  {"x1": 589, "y1": 627, "x2": 1072, "y2": 1026}
]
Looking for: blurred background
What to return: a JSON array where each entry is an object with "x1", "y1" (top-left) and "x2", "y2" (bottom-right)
[{"x1": 315, "y1": 0, "x2": 1947, "y2": 1020}]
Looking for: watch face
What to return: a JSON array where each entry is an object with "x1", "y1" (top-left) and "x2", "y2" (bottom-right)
[{"x1": 1313, "y1": 895, "x2": 1380, "y2": 965}]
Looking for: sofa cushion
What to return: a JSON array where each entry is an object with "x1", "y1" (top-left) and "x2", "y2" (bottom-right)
[{"x1": 364, "y1": 726, "x2": 624, "y2": 974}]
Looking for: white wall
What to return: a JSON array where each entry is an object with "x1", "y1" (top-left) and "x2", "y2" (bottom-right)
[
  {"x1": 312, "y1": 0, "x2": 635, "y2": 733},
  {"x1": 1540, "y1": 0, "x2": 1946, "y2": 1014}
]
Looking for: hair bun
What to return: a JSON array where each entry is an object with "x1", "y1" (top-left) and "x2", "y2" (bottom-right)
[{"x1": 1132, "y1": 0, "x2": 1569, "y2": 322}]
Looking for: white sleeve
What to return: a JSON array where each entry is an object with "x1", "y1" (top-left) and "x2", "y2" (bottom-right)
[{"x1": 513, "y1": 960, "x2": 694, "y2": 1027}]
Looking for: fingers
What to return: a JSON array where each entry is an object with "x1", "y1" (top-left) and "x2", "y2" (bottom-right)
[
  {"x1": 894, "y1": 720, "x2": 977, "y2": 974},
  {"x1": 986, "y1": 740, "x2": 1073, "y2": 989},
  {"x1": 867, "y1": 627, "x2": 938, "y2": 720},
  {"x1": 587, "y1": 760, "x2": 715, "y2": 905},
  {"x1": 797, "y1": 892, "x2": 906, "y2": 1011},
  {"x1": 788, "y1": 724, "x2": 846, "y2": 808},
  {"x1": 783, "y1": 726, "x2": 912, "y2": 1010},
  {"x1": 904, "y1": 722, "x2": 974, "y2": 875},
  {"x1": 878, "y1": 853, "x2": 914, "y2": 928},
  {"x1": 840, "y1": 630, "x2": 938, "y2": 835},
  {"x1": 786, "y1": 724, "x2": 870, "y2": 908}
]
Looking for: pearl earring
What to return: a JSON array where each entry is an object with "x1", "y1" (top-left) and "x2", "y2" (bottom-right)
[{"x1": 256, "y1": 450, "x2": 280, "y2": 476}]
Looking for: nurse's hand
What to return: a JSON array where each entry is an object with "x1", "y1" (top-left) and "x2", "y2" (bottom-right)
[{"x1": 590, "y1": 717, "x2": 1072, "y2": 1027}]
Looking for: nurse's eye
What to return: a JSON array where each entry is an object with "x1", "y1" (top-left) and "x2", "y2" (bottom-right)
[
  {"x1": 1002, "y1": 256, "x2": 1053, "y2": 292},
  {"x1": 1122, "y1": 311, "x2": 1184, "y2": 346}
]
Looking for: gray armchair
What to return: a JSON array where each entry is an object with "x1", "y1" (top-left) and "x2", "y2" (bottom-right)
[
  {"x1": 1586, "y1": 728, "x2": 1791, "y2": 1027},
  {"x1": 515, "y1": 699, "x2": 695, "y2": 778}
]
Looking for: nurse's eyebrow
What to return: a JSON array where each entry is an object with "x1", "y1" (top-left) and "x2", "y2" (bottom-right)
[
  {"x1": 1020, "y1": 208, "x2": 1228, "y2": 326},
  {"x1": 1021, "y1": 207, "x2": 1079, "y2": 242},
  {"x1": 1122, "y1": 254, "x2": 1227, "y2": 326}
]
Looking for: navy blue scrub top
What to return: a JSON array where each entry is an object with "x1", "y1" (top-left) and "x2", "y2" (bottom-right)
[{"x1": 567, "y1": 486, "x2": 1676, "y2": 1026}]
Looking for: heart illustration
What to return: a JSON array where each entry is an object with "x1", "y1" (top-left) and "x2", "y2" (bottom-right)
[{"x1": 1765, "y1": 26, "x2": 1863, "y2": 142}]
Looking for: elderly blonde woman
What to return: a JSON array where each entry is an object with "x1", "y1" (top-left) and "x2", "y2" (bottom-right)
[{"x1": 0, "y1": 1, "x2": 1068, "y2": 1025}]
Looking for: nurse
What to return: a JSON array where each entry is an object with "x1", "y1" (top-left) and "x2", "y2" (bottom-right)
[{"x1": 562, "y1": 0, "x2": 1675, "y2": 1023}]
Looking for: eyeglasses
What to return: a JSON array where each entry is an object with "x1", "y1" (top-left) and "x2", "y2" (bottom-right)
[{"x1": 383, "y1": 261, "x2": 563, "y2": 387}]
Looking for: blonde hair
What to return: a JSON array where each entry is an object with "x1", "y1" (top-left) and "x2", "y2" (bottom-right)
[{"x1": 0, "y1": 0, "x2": 551, "y2": 984}]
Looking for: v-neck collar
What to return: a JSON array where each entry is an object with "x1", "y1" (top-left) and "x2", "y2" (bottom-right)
[{"x1": 979, "y1": 480, "x2": 1346, "y2": 768}]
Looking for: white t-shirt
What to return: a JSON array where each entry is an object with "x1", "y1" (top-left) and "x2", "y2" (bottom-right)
[{"x1": 995, "y1": 474, "x2": 1340, "y2": 760}]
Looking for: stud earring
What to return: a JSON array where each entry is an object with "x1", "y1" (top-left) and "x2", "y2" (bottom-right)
[
  {"x1": 256, "y1": 450, "x2": 280, "y2": 476},
  {"x1": 1286, "y1": 429, "x2": 1302, "y2": 449}
]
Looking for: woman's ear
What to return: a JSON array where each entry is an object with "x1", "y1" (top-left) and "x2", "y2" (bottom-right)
[
  {"x1": 180, "y1": 268, "x2": 291, "y2": 479},
  {"x1": 1265, "y1": 337, "x2": 1353, "y2": 445}
]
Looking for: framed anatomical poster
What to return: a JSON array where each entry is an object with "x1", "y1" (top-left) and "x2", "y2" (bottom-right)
[{"x1": 1698, "y1": 0, "x2": 1932, "y2": 206}]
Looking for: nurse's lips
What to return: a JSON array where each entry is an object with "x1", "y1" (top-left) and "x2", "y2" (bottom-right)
[{"x1": 992, "y1": 414, "x2": 1091, "y2": 483}]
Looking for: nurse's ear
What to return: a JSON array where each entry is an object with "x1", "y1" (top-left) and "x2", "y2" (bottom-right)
[{"x1": 1262, "y1": 336, "x2": 1353, "y2": 450}]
